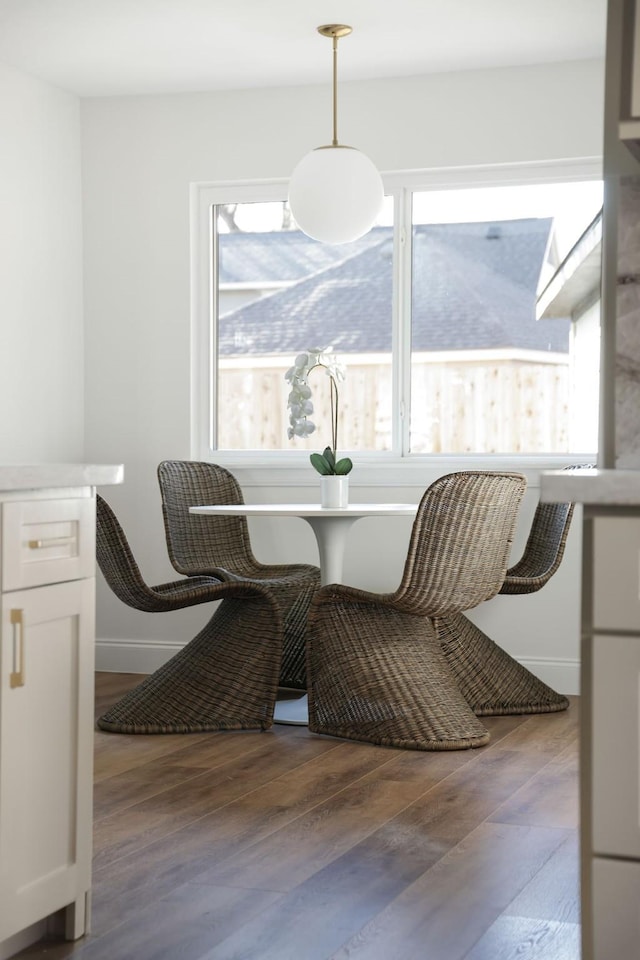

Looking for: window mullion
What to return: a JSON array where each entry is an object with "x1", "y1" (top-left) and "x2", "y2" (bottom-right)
[
  {"x1": 391, "y1": 186, "x2": 413, "y2": 457},
  {"x1": 210, "y1": 205, "x2": 219, "y2": 451}
]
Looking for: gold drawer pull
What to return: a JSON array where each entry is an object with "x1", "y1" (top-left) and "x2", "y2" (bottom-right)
[
  {"x1": 28, "y1": 536, "x2": 76, "y2": 550},
  {"x1": 10, "y1": 609, "x2": 24, "y2": 688}
]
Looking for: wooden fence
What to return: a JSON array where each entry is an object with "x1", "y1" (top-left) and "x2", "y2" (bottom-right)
[{"x1": 217, "y1": 352, "x2": 569, "y2": 454}]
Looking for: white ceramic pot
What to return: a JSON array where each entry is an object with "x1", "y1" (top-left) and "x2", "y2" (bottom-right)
[{"x1": 320, "y1": 474, "x2": 349, "y2": 509}]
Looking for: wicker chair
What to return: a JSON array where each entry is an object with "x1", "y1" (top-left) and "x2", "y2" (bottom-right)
[
  {"x1": 306, "y1": 471, "x2": 527, "y2": 751},
  {"x1": 95, "y1": 495, "x2": 282, "y2": 734},
  {"x1": 157, "y1": 460, "x2": 320, "y2": 690},
  {"x1": 499, "y1": 498, "x2": 575, "y2": 595},
  {"x1": 434, "y1": 467, "x2": 591, "y2": 716}
]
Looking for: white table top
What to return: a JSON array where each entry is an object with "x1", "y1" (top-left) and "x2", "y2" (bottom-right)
[{"x1": 190, "y1": 502, "x2": 418, "y2": 518}]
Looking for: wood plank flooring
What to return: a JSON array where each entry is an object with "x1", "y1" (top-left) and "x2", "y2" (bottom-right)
[{"x1": 17, "y1": 673, "x2": 581, "y2": 960}]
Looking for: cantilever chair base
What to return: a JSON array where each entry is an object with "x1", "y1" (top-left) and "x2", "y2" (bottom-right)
[
  {"x1": 308, "y1": 600, "x2": 491, "y2": 751},
  {"x1": 434, "y1": 612, "x2": 569, "y2": 716},
  {"x1": 97, "y1": 595, "x2": 280, "y2": 734}
]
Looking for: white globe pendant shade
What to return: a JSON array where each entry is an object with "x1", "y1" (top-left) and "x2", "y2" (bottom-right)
[{"x1": 289, "y1": 145, "x2": 384, "y2": 245}]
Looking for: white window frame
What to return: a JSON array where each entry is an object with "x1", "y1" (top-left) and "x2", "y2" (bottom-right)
[{"x1": 190, "y1": 158, "x2": 601, "y2": 485}]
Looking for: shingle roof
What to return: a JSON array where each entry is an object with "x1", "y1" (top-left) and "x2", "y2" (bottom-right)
[
  {"x1": 218, "y1": 220, "x2": 570, "y2": 355},
  {"x1": 219, "y1": 229, "x2": 381, "y2": 283}
]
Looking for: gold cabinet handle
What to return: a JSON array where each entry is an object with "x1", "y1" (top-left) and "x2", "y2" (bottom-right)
[
  {"x1": 28, "y1": 536, "x2": 75, "y2": 549},
  {"x1": 10, "y1": 609, "x2": 24, "y2": 688}
]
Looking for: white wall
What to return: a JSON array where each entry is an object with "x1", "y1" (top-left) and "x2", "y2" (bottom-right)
[
  {"x1": 0, "y1": 62, "x2": 84, "y2": 461},
  {"x1": 82, "y1": 60, "x2": 605, "y2": 690}
]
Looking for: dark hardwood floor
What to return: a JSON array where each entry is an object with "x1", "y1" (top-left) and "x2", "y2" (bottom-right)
[{"x1": 17, "y1": 673, "x2": 580, "y2": 960}]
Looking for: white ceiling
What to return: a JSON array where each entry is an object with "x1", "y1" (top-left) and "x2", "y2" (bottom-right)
[{"x1": 0, "y1": 0, "x2": 607, "y2": 98}]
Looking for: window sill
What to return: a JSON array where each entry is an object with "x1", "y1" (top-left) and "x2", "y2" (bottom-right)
[{"x1": 207, "y1": 453, "x2": 596, "y2": 489}]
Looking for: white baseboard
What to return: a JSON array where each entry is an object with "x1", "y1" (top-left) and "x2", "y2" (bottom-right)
[
  {"x1": 96, "y1": 638, "x2": 183, "y2": 674},
  {"x1": 518, "y1": 657, "x2": 579, "y2": 696},
  {"x1": 96, "y1": 638, "x2": 580, "y2": 695}
]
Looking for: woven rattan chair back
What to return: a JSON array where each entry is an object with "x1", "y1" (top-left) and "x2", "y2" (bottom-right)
[
  {"x1": 96, "y1": 494, "x2": 175, "y2": 612},
  {"x1": 157, "y1": 460, "x2": 256, "y2": 577},
  {"x1": 500, "y1": 463, "x2": 593, "y2": 595},
  {"x1": 391, "y1": 471, "x2": 527, "y2": 617},
  {"x1": 96, "y1": 494, "x2": 229, "y2": 613},
  {"x1": 499, "y1": 500, "x2": 574, "y2": 595}
]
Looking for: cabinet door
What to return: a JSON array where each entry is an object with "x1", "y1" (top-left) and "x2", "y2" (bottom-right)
[
  {"x1": 592, "y1": 633, "x2": 640, "y2": 858},
  {"x1": 0, "y1": 579, "x2": 95, "y2": 942},
  {"x1": 591, "y1": 857, "x2": 640, "y2": 959}
]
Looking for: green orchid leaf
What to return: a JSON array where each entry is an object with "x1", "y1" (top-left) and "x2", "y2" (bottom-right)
[
  {"x1": 310, "y1": 452, "x2": 333, "y2": 475},
  {"x1": 322, "y1": 446, "x2": 336, "y2": 469},
  {"x1": 334, "y1": 457, "x2": 353, "y2": 475}
]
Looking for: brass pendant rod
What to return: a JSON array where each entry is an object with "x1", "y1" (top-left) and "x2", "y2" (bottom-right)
[{"x1": 317, "y1": 25, "x2": 352, "y2": 147}]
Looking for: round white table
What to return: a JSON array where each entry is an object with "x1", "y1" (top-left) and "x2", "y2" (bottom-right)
[
  {"x1": 190, "y1": 502, "x2": 418, "y2": 586},
  {"x1": 189, "y1": 502, "x2": 419, "y2": 723}
]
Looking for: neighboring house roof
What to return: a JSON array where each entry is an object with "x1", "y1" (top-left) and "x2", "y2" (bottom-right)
[
  {"x1": 219, "y1": 219, "x2": 570, "y2": 355},
  {"x1": 219, "y1": 229, "x2": 381, "y2": 284},
  {"x1": 536, "y1": 209, "x2": 603, "y2": 321}
]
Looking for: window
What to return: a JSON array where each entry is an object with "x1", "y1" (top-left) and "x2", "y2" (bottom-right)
[
  {"x1": 214, "y1": 196, "x2": 394, "y2": 455},
  {"x1": 192, "y1": 165, "x2": 602, "y2": 465}
]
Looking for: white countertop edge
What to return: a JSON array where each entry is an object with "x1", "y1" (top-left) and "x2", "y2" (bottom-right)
[
  {"x1": 0, "y1": 463, "x2": 124, "y2": 491},
  {"x1": 541, "y1": 468, "x2": 640, "y2": 505}
]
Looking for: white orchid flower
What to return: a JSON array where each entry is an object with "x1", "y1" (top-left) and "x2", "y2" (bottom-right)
[
  {"x1": 293, "y1": 419, "x2": 316, "y2": 438},
  {"x1": 284, "y1": 346, "x2": 351, "y2": 476}
]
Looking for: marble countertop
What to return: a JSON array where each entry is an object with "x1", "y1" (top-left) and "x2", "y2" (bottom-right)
[
  {"x1": 0, "y1": 463, "x2": 124, "y2": 491},
  {"x1": 541, "y1": 468, "x2": 640, "y2": 506}
]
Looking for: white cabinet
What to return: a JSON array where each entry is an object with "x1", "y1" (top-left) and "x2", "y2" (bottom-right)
[
  {"x1": 584, "y1": 508, "x2": 640, "y2": 959},
  {"x1": 540, "y1": 472, "x2": 640, "y2": 960},
  {"x1": 0, "y1": 578, "x2": 95, "y2": 945},
  {"x1": 0, "y1": 473, "x2": 120, "y2": 960}
]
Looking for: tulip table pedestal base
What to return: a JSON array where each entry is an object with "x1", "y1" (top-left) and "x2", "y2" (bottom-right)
[{"x1": 273, "y1": 691, "x2": 309, "y2": 725}]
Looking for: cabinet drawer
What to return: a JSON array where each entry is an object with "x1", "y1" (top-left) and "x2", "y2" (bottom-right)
[
  {"x1": 592, "y1": 516, "x2": 640, "y2": 631},
  {"x1": 2, "y1": 498, "x2": 95, "y2": 591}
]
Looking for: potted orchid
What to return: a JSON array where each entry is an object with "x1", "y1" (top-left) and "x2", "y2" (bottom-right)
[{"x1": 285, "y1": 347, "x2": 352, "y2": 506}]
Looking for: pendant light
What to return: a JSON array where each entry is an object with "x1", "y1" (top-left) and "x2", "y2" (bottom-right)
[{"x1": 288, "y1": 24, "x2": 384, "y2": 245}]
